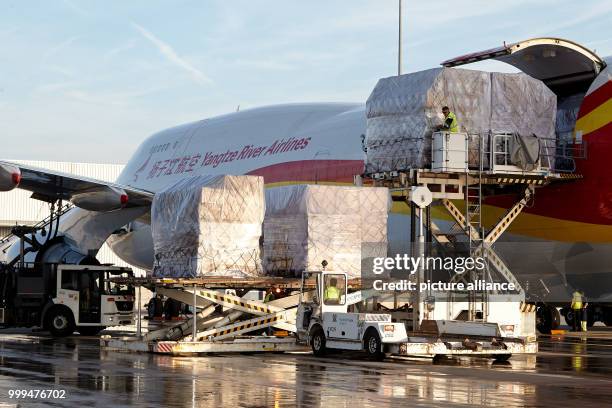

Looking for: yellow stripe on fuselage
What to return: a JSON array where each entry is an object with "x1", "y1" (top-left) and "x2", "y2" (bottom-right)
[
  {"x1": 575, "y1": 98, "x2": 612, "y2": 135},
  {"x1": 391, "y1": 200, "x2": 612, "y2": 243}
]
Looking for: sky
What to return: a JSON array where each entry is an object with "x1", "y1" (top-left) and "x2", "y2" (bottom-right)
[{"x1": 1, "y1": 0, "x2": 611, "y2": 163}]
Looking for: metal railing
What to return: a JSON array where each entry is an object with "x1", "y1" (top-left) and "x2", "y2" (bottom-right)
[
  {"x1": 0, "y1": 203, "x2": 74, "y2": 250},
  {"x1": 432, "y1": 132, "x2": 585, "y2": 175}
]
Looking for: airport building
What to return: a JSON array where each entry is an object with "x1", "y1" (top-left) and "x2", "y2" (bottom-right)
[{"x1": 0, "y1": 160, "x2": 146, "y2": 276}]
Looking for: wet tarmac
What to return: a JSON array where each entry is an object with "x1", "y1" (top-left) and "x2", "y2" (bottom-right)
[{"x1": 0, "y1": 332, "x2": 611, "y2": 407}]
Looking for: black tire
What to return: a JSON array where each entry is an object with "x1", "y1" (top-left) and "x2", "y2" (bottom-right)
[
  {"x1": 147, "y1": 300, "x2": 156, "y2": 319},
  {"x1": 149, "y1": 297, "x2": 164, "y2": 319},
  {"x1": 364, "y1": 330, "x2": 385, "y2": 361},
  {"x1": 565, "y1": 308, "x2": 576, "y2": 328},
  {"x1": 536, "y1": 305, "x2": 556, "y2": 334},
  {"x1": 310, "y1": 327, "x2": 326, "y2": 357},
  {"x1": 78, "y1": 326, "x2": 104, "y2": 336},
  {"x1": 552, "y1": 307, "x2": 561, "y2": 329},
  {"x1": 604, "y1": 308, "x2": 612, "y2": 326},
  {"x1": 46, "y1": 307, "x2": 75, "y2": 337},
  {"x1": 493, "y1": 354, "x2": 512, "y2": 363}
]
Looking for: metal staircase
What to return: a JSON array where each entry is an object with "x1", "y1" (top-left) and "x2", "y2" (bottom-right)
[
  {"x1": 465, "y1": 133, "x2": 487, "y2": 321},
  {"x1": 0, "y1": 202, "x2": 73, "y2": 251},
  {"x1": 369, "y1": 130, "x2": 581, "y2": 328}
]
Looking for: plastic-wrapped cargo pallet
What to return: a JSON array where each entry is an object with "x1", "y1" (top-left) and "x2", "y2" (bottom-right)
[
  {"x1": 151, "y1": 175, "x2": 265, "y2": 278},
  {"x1": 263, "y1": 185, "x2": 390, "y2": 278},
  {"x1": 365, "y1": 67, "x2": 557, "y2": 173},
  {"x1": 556, "y1": 93, "x2": 585, "y2": 142}
]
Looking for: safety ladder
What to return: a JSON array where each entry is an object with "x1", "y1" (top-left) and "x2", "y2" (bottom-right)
[{"x1": 465, "y1": 133, "x2": 487, "y2": 322}]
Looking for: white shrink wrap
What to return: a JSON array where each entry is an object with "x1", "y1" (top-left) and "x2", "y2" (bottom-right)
[
  {"x1": 490, "y1": 72, "x2": 557, "y2": 166},
  {"x1": 365, "y1": 68, "x2": 557, "y2": 172},
  {"x1": 263, "y1": 185, "x2": 390, "y2": 277},
  {"x1": 490, "y1": 72, "x2": 557, "y2": 138},
  {"x1": 151, "y1": 175, "x2": 265, "y2": 278}
]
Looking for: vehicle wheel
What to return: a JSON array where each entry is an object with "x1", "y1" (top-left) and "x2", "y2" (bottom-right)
[
  {"x1": 78, "y1": 326, "x2": 104, "y2": 336},
  {"x1": 493, "y1": 354, "x2": 512, "y2": 363},
  {"x1": 310, "y1": 327, "x2": 326, "y2": 357},
  {"x1": 565, "y1": 308, "x2": 576, "y2": 328},
  {"x1": 46, "y1": 308, "x2": 75, "y2": 337},
  {"x1": 552, "y1": 307, "x2": 561, "y2": 329},
  {"x1": 536, "y1": 305, "x2": 556, "y2": 334},
  {"x1": 604, "y1": 308, "x2": 612, "y2": 326},
  {"x1": 364, "y1": 330, "x2": 385, "y2": 361}
]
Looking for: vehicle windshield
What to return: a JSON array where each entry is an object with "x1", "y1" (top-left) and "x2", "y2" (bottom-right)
[
  {"x1": 104, "y1": 270, "x2": 134, "y2": 295},
  {"x1": 301, "y1": 272, "x2": 320, "y2": 304}
]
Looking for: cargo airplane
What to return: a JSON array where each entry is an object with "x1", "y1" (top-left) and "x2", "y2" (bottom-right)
[{"x1": 0, "y1": 38, "x2": 610, "y2": 332}]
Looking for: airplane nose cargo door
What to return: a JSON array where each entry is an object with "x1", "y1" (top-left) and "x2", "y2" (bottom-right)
[
  {"x1": 441, "y1": 37, "x2": 605, "y2": 97},
  {"x1": 441, "y1": 37, "x2": 608, "y2": 150}
]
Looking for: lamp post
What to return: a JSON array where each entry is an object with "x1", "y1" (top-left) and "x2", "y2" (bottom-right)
[{"x1": 398, "y1": 0, "x2": 403, "y2": 76}]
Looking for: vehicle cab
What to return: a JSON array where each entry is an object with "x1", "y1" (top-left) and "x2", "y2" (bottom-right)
[
  {"x1": 53, "y1": 265, "x2": 135, "y2": 335},
  {"x1": 296, "y1": 270, "x2": 408, "y2": 359}
]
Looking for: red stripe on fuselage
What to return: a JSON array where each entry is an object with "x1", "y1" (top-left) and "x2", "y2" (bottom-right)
[
  {"x1": 246, "y1": 159, "x2": 365, "y2": 184},
  {"x1": 578, "y1": 80, "x2": 612, "y2": 118}
]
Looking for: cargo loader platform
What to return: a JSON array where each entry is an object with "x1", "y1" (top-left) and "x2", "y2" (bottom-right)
[
  {"x1": 101, "y1": 275, "x2": 537, "y2": 360},
  {"x1": 101, "y1": 335, "x2": 308, "y2": 355},
  {"x1": 101, "y1": 332, "x2": 533, "y2": 359}
]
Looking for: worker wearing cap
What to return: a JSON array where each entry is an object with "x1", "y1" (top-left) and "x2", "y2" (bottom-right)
[
  {"x1": 324, "y1": 278, "x2": 341, "y2": 303},
  {"x1": 571, "y1": 290, "x2": 583, "y2": 332},
  {"x1": 436, "y1": 106, "x2": 459, "y2": 133}
]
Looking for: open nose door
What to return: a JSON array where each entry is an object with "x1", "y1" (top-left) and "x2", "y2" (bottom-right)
[{"x1": 441, "y1": 37, "x2": 606, "y2": 96}]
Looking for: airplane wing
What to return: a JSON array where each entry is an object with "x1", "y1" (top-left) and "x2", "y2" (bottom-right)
[{"x1": 0, "y1": 160, "x2": 153, "y2": 211}]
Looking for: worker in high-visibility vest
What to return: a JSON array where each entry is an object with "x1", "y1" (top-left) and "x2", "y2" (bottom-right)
[
  {"x1": 263, "y1": 289, "x2": 276, "y2": 335},
  {"x1": 571, "y1": 290, "x2": 583, "y2": 331},
  {"x1": 324, "y1": 278, "x2": 341, "y2": 304},
  {"x1": 436, "y1": 106, "x2": 459, "y2": 133},
  {"x1": 264, "y1": 289, "x2": 276, "y2": 303}
]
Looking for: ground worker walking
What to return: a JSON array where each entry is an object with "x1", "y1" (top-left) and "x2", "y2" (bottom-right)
[
  {"x1": 436, "y1": 106, "x2": 459, "y2": 133},
  {"x1": 581, "y1": 302, "x2": 589, "y2": 332},
  {"x1": 571, "y1": 290, "x2": 583, "y2": 332}
]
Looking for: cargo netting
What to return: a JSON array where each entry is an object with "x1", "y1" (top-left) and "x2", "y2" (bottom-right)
[
  {"x1": 263, "y1": 185, "x2": 390, "y2": 277},
  {"x1": 151, "y1": 175, "x2": 265, "y2": 278}
]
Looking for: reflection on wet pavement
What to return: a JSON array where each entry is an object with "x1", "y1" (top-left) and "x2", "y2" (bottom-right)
[{"x1": 0, "y1": 334, "x2": 611, "y2": 407}]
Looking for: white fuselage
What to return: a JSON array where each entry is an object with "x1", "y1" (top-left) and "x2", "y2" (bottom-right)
[
  {"x1": 117, "y1": 103, "x2": 366, "y2": 191},
  {"x1": 106, "y1": 103, "x2": 368, "y2": 270}
]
